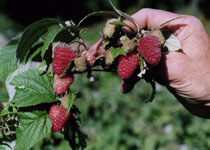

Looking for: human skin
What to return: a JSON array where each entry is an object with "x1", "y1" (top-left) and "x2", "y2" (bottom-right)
[{"x1": 90, "y1": 8, "x2": 210, "y2": 118}]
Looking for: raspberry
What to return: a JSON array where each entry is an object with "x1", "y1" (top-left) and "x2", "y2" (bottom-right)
[
  {"x1": 150, "y1": 29, "x2": 165, "y2": 44},
  {"x1": 118, "y1": 52, "x2": 139, "y2": 79},
  {"x1": 74, "y1": 56, "x2": 87, "y2": 72},
  {"x1": 61, "y1": 95, "x2": 69, "y2": 109},
  {"x1": 137, "y1": 36, "x2": 161, "y2": 66},
  {"x1": 105, "y1": 50, "x2": 114, "y2": 65},
  {"x1": 52, "y1": 45, "x2": 76, "y2": 75},
  {"x1": 122, "y1": 38, "x2": 137, "y2": 53},
  {"x1": 85, "y1": 51, "x2": 96, "y2": 67},
  {"x1": 53, "y1": 74, "x2": 74, "y2": 95},
  {"x1": 103, "y1": 18, "x2": 120, "y2": 38},
  {"x1": 49, "y1": 105, "x2": 70, "y2": 132}
]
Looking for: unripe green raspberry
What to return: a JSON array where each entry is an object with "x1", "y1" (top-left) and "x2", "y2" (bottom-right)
[
  {"x1": 105, "y1": 50, "x2": 114, "y2": 65},
  {"x1": 74, "y1": 56, "x2": 87, "y2": 72},
  {"x1": 150, "y1": 29, "x2": 165, "y2": 44},
  {"x1": 61, "y1": 95, "x2": 68, "y2": 109},
  {"x1": 122, "y1": 38, "x2": 137, "y2": 53},
  {"x1": 103, "y1": 18, "x2": 120, "y2": 39}
]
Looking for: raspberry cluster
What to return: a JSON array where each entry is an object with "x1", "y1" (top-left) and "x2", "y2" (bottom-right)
[{"x1": 49, "y1": 18, "x2": 166, "y2": 132}]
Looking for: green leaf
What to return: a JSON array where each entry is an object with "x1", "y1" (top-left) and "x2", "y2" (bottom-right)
[
  {"x1": 139, "y1": 55, "x2": 144, "y2": 71},
  {"x1": 110, "y1": 20, "x2": 134, "y2": 33},
  {"x1": 0, "y1": 93, "x2": 9, "y2": 102},
  {"x1": 15, "y1": 111, "x2": 52, "y2": 150},
  {"x1": 10, "y1": 69, "x2": 56, "y2": 107},
  {"x1": 0, "y1": 131, "x2": 3, "y2": 139},
  {"x1": 146, "y1": 81, "x2": 156, "y2": 103},
  {"x1": 37, "y1": 60, "x2": 47, "y2": 69},
  {"x1": 109, "y1": 0, "x2": 140, "y2": 32},
  {"x1": 66, "y1": 91, "x2": 78, "y2": 114},
  {"x1": 17, "y1": 18, "x2": 63, "y2": 64},
  {"x1": 78, "y1": 11, "x2": 118, "y2": 26},
  {"x1": 0, "y1": 145, "x2": 6, "y2": 150},
  {"x1": 59, "y1": 61, "x2": 73, "y2": 78},
  {"x1": 110, "y1": 47, "x2": 126, "y2": 59},
  {"x1": 41, "y1": 25, "x2": 63, "y2": 58},
  {"x1": 0, "y1": 42, "x2": 18, "y2": 82},
  {"x1": 102, "y1": 40, "x2": 109, "y2": 49},
  {"x1": 0, "y1": 105, "x2": 10, "y2": 116},
  {"x1": 54, "y1": 27, "x2": 79, "y2": 43},
  {"x1": 64, "y1": 106, "x2": 87, "y2": 149},
  {"x1": 0, "y1": 105, "x2": 17, "y2": 116},
  {"x1": 27, "y1": 40, "x2": 44, "y2": 61},
  {"x1": 28, "y1": 24, "x2": 72, "y2": 62}
]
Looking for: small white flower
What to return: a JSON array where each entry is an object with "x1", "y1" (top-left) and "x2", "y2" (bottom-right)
[
  {"x1": 137, "y1": 59, "x2": 147, "y2": 78},
  {"x1": 65, "y1": 21, "x2": 71, "y2": 26},
  {"x1": 64, "y1": 20, "x2": 75, "y2": 27},
  {"x1": 59, "y1": 23, "x2": 64, "y2": 28},
  {"x1": 70, "y1": 32, "x2": 75, "y2": 37},
  {"x1": 89, "y1": 76, "x2": 95, "y2": 82},
  {"x1": 164, "y1": 124, "x2": 173, "y2": 133},
  {"x1": 141, "y1": 29, "x2": 151, "y2": 37},
  {"x1": 137, "y1": 69, "x2": 146, "y2": 78},
  {"x1": 119, "y1": 35, "x2": 128, "y2": 42}
]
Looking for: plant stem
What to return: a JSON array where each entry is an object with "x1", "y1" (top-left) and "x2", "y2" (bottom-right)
[
  {"x1": 69, "y1": 40, "x2": 88, "y2": 55},
  {"x1": 153, "y1": 16, "x2": 185, "y2": 30},
  {"x1": 72, "y1": 68, "x2": 117, "y2": 74}
]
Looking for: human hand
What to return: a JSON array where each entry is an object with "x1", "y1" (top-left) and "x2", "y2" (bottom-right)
[
  {"x1": 121, "y1": 8, "x2": 210, "y2": 118},
  {"x1": 89, "y1": 8, "x2": 210, "y2": 118}
]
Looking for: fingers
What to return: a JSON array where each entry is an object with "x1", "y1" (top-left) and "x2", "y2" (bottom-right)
[
  {"x1": 152, "y1": 51, "x2": 191, "y2": 86},
  {"x1": 88, "y1": 38, "x2": 103, "y2": 55},
  {"x1": 124, "y1": 8, "x2": 185, "y2": 32}
]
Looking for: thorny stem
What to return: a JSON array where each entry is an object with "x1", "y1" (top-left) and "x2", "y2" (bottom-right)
[
  {"x1": 109, "y1": 0, "x2": 140, "y2": 33},
  {"x1": 153, "y1": 16, "x2": 185, "y2": 30},
  {"x1": 69, "y1": 40, "x2": 88, "y2": 55},
  {"x1": 79, "y1": 39, "x2": 87, "y2": 49}
]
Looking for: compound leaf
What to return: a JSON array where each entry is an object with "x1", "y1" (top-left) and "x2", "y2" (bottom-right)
[
  {"x1": 10, "y1": 69, "x2": 56, "y2": 107},
  {"x1": 15, "y1": 111, "x2": 52, "y2": 150},
  {"x1": 0, "y1": 40, "x2": 18, "y2": 82},
  {"x1": 17, "y1": 18, "x2": 63, "y2": 64}
]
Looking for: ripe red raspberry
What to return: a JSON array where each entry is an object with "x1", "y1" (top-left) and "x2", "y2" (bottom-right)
[
  {"x1": 49, "y1": 105, "x2": 71, "y2": 132},
  {"x1": 53, "y1": 74, "x2": 74, "y2": 95},
  {"x1": 118, "y1": 52, "x2": 139, "y2": 79},
  {"x1": 137, "y1": 36, "x2": 161, "y2": 65},
  {"x1": 80, "y1": 50, "x2": 96, "y2": 67},
  {"x1": 52, "y1": 45, "x2": 76, "y2": 75}
]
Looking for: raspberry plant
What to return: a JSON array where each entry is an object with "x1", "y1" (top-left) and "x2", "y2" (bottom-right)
[{"x1": 0, "y1": 1, "x2": 183, "y2": 149}]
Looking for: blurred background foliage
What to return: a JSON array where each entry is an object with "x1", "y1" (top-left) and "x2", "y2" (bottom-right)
[{"x1": 1, "y1": 0, "x2": 210, "y2": 150}]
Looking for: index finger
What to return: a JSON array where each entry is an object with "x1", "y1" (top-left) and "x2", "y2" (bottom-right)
[{"x1": 125, "y1": 8, "x2": 185, "y2": 32}]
